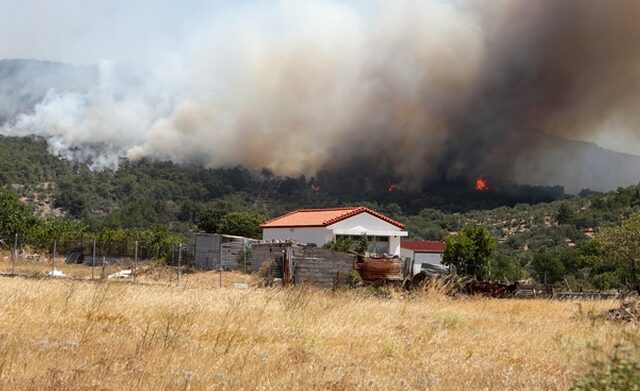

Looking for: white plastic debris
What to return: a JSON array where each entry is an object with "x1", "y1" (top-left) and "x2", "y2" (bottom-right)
[
  {"x1": 48, "y1": 269, "x2": 66, "y2": 277},
  {"x1": 108, "y1": 269, "x2": 132, "y2": 279},
  {"x1": 233, "y1": 283, "x2": 249, "y2": 289}
]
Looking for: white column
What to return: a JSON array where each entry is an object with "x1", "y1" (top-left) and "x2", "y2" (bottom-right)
[{"x1": 389, "y1": 236, "x2": 401, "y2": 256}]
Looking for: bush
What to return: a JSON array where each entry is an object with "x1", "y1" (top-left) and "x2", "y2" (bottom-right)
[
  {"x1": 591, "y1": 272, "x2": 618, "y2": 291},
  {"x1": 324, "y1": 235, "x2": 367, "y2": 254},
  {"x1": 344, "y1": 270, "x2": 363, "y2": 287},
  {"x1": 571, "y1": 334, "x2": 640, "y2": 390}
]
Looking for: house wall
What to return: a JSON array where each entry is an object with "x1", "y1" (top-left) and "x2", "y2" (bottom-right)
[
  {"x1": 414, "y1": 252, "x2": 444, "y2": 275},
  {"x1": 415, "y1": 252, "x2": 443, "y2": 265},
  {"x1": 262, "y1": 227, "x2": 332, "y2": 246},
  {"x1": 399, "y1": 248, "x2": 444, "y2": 275},
  {"x1": 328, "y1": 213, "x2": 404, "y2": 256},
  {"x1": 400, "y1": 248, "x2": 414, "y2": 261},
  {"x1": 327, "y1": 213, "x2": 403, "y2": 232}
]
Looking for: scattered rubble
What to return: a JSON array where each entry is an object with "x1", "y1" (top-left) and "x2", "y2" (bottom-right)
[{"x1": 607, "y1": 297, "x2": 640, "y2": 322}]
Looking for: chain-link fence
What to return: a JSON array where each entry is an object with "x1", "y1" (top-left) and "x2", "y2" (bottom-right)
[
  {"x1": 0, "y1": 234, "x2": 192, "y2": 282},
  {"x1": 0, "y1": 233, "x2": 255, "y2": 287}
]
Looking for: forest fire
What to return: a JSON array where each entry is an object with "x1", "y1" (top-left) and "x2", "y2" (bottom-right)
[
  {"x1": 475, "y1": 177, "x2": 489, "y2": 191},
  {"x1": 388, "y1": 183, "x2": 399, "y2": 192}
]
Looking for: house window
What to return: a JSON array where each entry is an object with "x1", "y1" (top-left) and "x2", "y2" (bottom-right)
[
  {"x1": 368, "y1": 236, "x2": 389, "y2": 255},
  {"x1": 333, "y1": 235, "x2": 389, "y2": 255}
]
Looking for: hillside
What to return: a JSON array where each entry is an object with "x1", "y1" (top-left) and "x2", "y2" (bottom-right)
[
  {"x1": 2, "y1": 134, "x2": 640, "y2": 290},
  {"x1": 513, "y1": 134, "x2": 640, "y2": 193},
  {"x1": 0, "y1": 135, "x2": 566, "y2": 226}
]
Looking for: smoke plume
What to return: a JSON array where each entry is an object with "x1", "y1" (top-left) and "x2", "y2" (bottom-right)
[{"x1": 2, "y1": 0, "x2": 640, "y2": 190}]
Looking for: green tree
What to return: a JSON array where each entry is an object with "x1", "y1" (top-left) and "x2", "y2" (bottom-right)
[
  {"x1": 218, "y1": 212, "x2": 265, "y2": 239},
  {"x1": 197, "y1": 209, "x2": 226, "y2": 233},
  {"x1": 0, "y1": 188, "x2": 31, "y2": 243},
  {"x1": 556, "y1": 202, "x2": 576, "y2": 225},
  {"x1": 591, "y1": 272, "x2": 617, "y2": 291},
  {"x1": 595, "y1": 213, "x2": 640, "y2": 289},
  {"x1": 488, "y1": 254, "x2": 522, "y2": 283},
  {"x1": 443, "y1": 225, "x2": 496, "y2": 280},
  {"x1": 531, "y1": 251, "x2": 566, "y2": 284}
]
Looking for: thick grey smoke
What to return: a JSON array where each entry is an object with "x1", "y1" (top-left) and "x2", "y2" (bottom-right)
[{"x1": 2, "y1": 0, "x2": 640, "y2": 189}]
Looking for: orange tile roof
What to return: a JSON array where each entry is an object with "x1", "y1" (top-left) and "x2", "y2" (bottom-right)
[{"x1": 260, "y1": 207, "x2": 405, "y2": 229}]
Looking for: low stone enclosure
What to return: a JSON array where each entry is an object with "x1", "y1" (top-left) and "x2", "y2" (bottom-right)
[
  {"x1": 252, "y1": 243, "x2": 354, "y2": 287},
  {"x1": 251, "y1": 242, "x2": 407, "y2": 287}
]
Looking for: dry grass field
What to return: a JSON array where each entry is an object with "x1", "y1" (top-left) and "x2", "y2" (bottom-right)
[{"x1": 0, "y1": 276, "x2": 635, "y2": 390}]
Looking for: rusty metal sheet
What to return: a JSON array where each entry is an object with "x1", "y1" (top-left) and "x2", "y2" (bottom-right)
[{"x1": 353, "y1": 257, "x2": 404, "y2": 280}]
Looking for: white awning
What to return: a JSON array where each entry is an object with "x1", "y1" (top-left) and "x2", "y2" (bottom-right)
[{"x1": 331, "y1": 228, "x2": 408, "y2": 237}]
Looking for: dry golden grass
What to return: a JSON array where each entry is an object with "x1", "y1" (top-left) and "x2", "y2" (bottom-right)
[{"x1": 0, "y1": 277, "x2": 635, "y2": 390}]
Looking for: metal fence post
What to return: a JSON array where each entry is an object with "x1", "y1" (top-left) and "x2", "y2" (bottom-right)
[
  {"x1": 177, "y1": 243, "x2": 182, "y2": 285},
  {"x1": 219, "y1": 265, "x2": 222, "y2": 288},
  {"x1": 51, "y1": 239, "x2": 57, "y2": 275},
  {"x1": 92, "y1": 239, "x2": 96, "y2": 280},
  {"x1": 133, "y1": 241, "x2": 138, "y2": 283},
  {"x1": 243, "y1": 240, "x2": 247, "y2": 274},
  {"x1": 11, "y1": 233, "x2": 18, "y2": 276}
]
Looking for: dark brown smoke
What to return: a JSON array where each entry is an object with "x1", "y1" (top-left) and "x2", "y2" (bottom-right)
[
  {"x1": 325, "y1": 0, "x2": 640, "y2": 189},
  {"x1": 4, "y1": 1, "x2": 640, "y2": 193}
]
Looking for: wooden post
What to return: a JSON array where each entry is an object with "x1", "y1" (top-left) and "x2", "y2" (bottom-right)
[
  {"x1": 564, "y1": 277, "x2": 572, "y2": 293},
  {"x1": 283, "y1": 248, "x2": 290, "y2": 286},
  {"x1": 133, "y1": 241, "x2": 138, "y2": 283},
  {"x1": 243, "y1": 240, "x2": 247, "y2": 274},
  {"x1": 91, "y1": 239, "x2": 96, "y2": 280}
]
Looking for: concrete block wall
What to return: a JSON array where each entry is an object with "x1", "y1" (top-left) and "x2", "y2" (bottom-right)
[{"x1": 291, "y1": 247, "x2": 355, "y2": 287}]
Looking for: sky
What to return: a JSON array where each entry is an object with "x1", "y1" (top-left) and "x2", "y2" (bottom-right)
[{"x1": 0, "y1": 0, "x2": 221, "y2": 65}]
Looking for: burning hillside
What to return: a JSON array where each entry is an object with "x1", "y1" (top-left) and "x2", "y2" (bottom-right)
[
  {"x1": 475, "y1": 177, "x2": 489, "y2": 192},
  {"x1": 1, "y1": 1, "x2": 640, "y2": 192}
]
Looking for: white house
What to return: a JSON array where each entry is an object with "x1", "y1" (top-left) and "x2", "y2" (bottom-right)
[
  {"x1": 260, "y1": 207, "x2": 408, "y2": 256},
  {"x1": 400, "y1": 240, "x2": 447, "y2": 275}
]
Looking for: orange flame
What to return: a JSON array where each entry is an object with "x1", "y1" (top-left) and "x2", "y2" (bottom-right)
[
  {"x1": 475, "y1": 177, "x2": 489, "y2": 191},
  {"x1": 310, "y1": 184, "x2": 320, "y2": 192}
]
